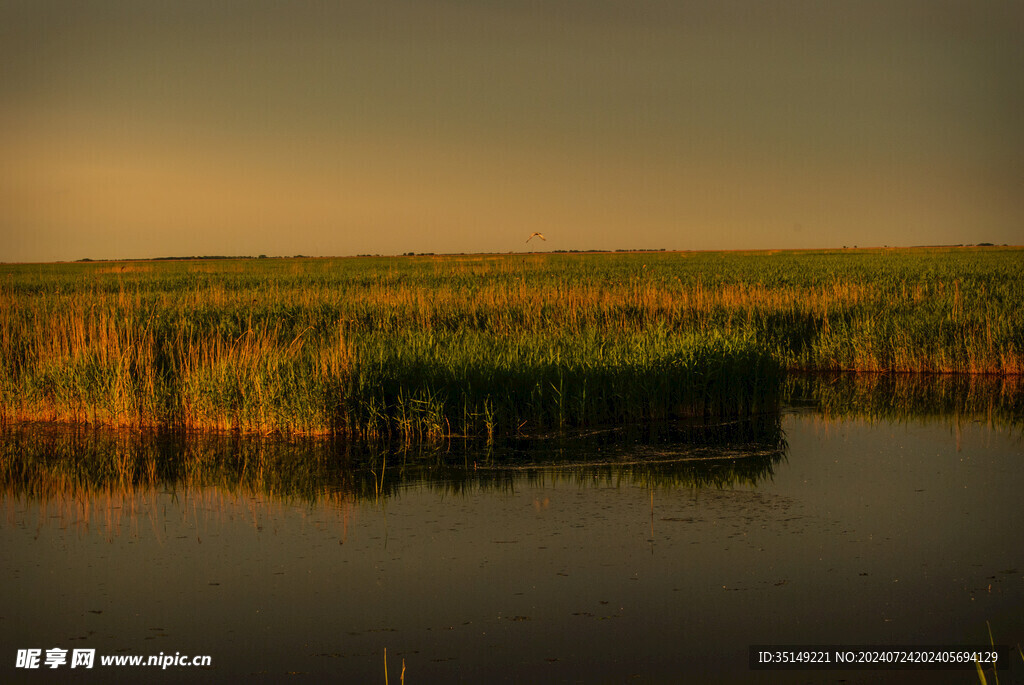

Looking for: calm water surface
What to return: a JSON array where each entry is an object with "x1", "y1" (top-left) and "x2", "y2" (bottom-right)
[{"x1": 1, "y1": 409, "x2": 1021, "y2": 683}]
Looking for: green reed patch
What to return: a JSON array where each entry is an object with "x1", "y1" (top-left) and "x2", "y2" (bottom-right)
[{"x1": 1, "y1": 247, "x2": 1021, "y2": 438}]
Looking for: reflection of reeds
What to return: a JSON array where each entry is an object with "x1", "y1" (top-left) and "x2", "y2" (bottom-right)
[
  {"x1": 786, "y1": 373, "x2": 1024, "y2": 431},
  {"x1": 1, "y1": 248, "x2": 1020, "y2": 439},
  {"x1": 0, "y1": 412, "x2": 787, "y2": 511},
  {"x1": 0, "y1": 426, "x2": 362, "y2": 539}
]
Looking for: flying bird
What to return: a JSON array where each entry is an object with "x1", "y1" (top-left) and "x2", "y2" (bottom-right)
[{"x1": 526, "y1": 232, "x2": 546, "y2": 243}]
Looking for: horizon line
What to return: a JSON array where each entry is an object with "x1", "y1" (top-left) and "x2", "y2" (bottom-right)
[{"x1": 0, "y1": 243, "x2": 1017, "y2": 266}]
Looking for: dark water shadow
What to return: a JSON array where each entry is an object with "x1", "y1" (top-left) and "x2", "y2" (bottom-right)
[
  {"x1": 0, "y1": 413, "x2": 787, "y2": 506},
  {"x1": 785, "y1": 372, "x2": 1024, "y2": 430}
]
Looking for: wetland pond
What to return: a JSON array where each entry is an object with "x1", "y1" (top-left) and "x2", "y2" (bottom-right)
[{"x1": 2, "y1": 376, "x2": 1022, "y2": 684}]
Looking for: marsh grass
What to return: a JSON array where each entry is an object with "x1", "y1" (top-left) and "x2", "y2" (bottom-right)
[
  {"x1": 383, "y1": 648, "x2": 405, "y2": 685},
  {"x1": 1, "y1": 247, "x2": 1020, "y2": 438},
  {"x1": 973, "y1": 621, "x2": 1023, "y2": 685}
]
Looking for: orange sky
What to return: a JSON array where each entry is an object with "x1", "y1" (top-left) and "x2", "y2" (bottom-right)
[{"x1": 2, "y1": 1, "x2": 1021, "y2": 261}]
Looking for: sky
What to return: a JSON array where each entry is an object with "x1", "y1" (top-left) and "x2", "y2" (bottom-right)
[{"x1": 1, "y1": 0, "x2": 1022, "y2": 262}]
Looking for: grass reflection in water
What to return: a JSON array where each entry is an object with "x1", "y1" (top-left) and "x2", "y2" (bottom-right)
[{"x1": 0, "y1": 413, "x2": 786, "y2": 513}]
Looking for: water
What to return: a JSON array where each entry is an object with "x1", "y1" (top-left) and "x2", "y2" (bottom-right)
[{"x1": 1, "y1": 404, "x2": 1021, "y2": 683}]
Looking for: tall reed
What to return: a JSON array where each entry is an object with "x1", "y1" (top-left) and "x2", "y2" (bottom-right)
[{"x1": 1, "y1": 247, "x2": 1020, "y2": 438}]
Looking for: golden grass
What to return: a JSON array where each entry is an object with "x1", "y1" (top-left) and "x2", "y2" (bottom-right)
[{"x1": 1, "y1": 248, "x2": 1021, "y2": 436}]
